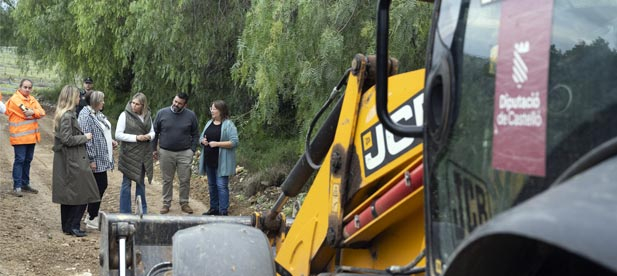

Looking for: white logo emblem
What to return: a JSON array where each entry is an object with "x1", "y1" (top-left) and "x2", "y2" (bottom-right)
[{"x1": 512, "y1": 41, "x2": 530, "y2": 89}]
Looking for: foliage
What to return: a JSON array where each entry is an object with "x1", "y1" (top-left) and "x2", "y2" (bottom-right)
[
  {"x1": 233, "y1": 0, "x2": 432, "y2": 158},
  {"x1": 0, "y1": 1, "x2": 16, "y2": 46},
  {"x1": 10, "y1": 0, "x2": 432, "y2": 172},
  {"x1": 12, "y1": 0, "x2": 252, "y2": 124},
  {"x1": 122, "y1": 0, "x2": 253, "y2": 120},
  {"x1": 237, "y1": 132, "x2": 301, "y2": 172},
  {"x1": 33, "y1": 85, "x2": 64, "y2": 105}
]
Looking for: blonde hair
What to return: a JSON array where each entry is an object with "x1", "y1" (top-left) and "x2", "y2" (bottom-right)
[
  {"x1": 132, "y1": 92, "x2": 148, "y2": 113},
  {"x1": 54, "y1": 85, "x2": 80, "y2": 130}
]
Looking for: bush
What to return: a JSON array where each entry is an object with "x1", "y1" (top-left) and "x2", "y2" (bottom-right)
[
  {"x1": 237, "y1": 135, "x2": 301, "y2": 173},
  {"x1": 32, "y1": 85, "x2": 62, "y2": 106}
]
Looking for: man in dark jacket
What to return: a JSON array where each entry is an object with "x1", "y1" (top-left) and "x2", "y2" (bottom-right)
[{"x1": 76, "y1": 77, "x2": 94, "y2": 117}]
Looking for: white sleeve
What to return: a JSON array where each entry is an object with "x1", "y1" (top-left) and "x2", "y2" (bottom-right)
[
  {"x1": 0, "y1": 101, "x2": 5, "y2": 114},
  {"x1": 114, "y1": 112, "x2": 138, "y2": 142}
]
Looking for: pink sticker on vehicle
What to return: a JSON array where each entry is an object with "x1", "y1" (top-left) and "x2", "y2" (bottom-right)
[{"x1": 492, "y1": 0, "x2": 554, "y2": 177}]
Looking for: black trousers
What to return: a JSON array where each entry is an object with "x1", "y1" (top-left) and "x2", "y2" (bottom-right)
[
  {"x1": 87, "y1": 171, "x2": 108, "y2": 220},
  {"x1": 60, "y1": 204, "x2": 87, "y2": 232}
]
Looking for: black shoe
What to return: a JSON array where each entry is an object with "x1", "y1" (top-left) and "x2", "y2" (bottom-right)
[
  {"x1": 202, "y1": 208, "x2": 219, "y2": 216},
  {"x1": 21, "y1": 186, "x2": 39, "y2": 194},
  {"x1": 220, "y1": 211, "x2": 228, "y2": 216},
  {"x1": 70, "y1": 229, "x2": 87, "y2": 237}
]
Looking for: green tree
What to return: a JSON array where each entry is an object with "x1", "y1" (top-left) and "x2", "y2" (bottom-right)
[
  {"x1": 122, "y1": 0, "x2": 253, "y2": 118},
  {"x1": 12, "y1": 0, "x2": 251, "y2": 124},
  {"x1": 11, "y1": 0, "x2": 431, "y2": 172},
  {"x1": 232, "y1": 0, "x2": 432, "y2": 167},
  {"x1": 0, "y1": 0, "x2": 16, "y2": 46}
]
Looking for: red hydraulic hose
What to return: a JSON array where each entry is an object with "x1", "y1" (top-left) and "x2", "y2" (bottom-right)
[{"x1": 343, "y1": 164, "x2": 423, "y2": 239}]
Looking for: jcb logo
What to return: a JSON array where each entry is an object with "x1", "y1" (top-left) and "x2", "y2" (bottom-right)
[
  {"x1": 362, "y1": 94, "x2": 423, "y2": 176},
  {"x1": 448, "y1": 162, "x2": 492, "y2": 235}
]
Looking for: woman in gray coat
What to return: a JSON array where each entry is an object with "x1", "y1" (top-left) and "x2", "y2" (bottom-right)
[{"x1": 52, "y1": 85, "x2": 100, "y2": 237}]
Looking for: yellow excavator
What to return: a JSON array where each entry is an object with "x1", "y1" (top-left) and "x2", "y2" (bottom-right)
[{"x1": 100, "y1": 0, "x2": 617, "y2": 275}]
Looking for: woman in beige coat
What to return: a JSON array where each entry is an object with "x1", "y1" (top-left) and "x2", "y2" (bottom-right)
[{"x1": 52, "y1": 85, "x2": 100, "y2": 237}]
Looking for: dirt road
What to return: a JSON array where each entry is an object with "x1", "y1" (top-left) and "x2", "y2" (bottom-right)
[{"x1": 0, "y1": 104, "x2": 212, "y2": 276}]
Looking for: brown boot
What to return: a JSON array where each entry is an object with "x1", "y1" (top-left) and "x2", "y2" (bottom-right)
[
  {"x1": 181, "y1": 204, "x2": 193, "y2": 214},
  {"x1": 160, "y1": 205, "x2": 170, "y2": 214}
]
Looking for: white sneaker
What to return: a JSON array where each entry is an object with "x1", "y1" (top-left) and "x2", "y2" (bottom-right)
[
  {"x1": 83, "y1": 215, "x2": 94, "y2": 224},
  {"x1": 85, "y1": 216, "x2": 99, "y2": 230}
]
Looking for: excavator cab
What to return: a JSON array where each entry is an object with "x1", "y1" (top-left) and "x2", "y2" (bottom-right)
[{"x1": 413, "y1": 0, "x2": 617, "y2": 275}]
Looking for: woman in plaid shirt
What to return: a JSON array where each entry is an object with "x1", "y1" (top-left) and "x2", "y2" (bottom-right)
[{"x1": 78, "y1": 91, "x2": 118, "y2": 229}]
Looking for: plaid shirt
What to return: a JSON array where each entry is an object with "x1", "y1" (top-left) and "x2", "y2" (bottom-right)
[{"x1": 78, "y1": 106, "x2": 114, "y2": 173}]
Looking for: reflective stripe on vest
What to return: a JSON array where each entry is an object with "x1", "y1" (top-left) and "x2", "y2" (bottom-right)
[
  {"x1": 10, "y1": 128, "x2": 39, "y2": 137},
  {"x1": 9, "y1": 120, "x2": 38, "y2": 127},
  {"x1": 8, "y1": 119, "x2": 40, "y2": 139}
]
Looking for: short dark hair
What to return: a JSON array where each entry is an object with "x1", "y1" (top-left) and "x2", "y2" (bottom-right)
[
  {"x1": 19, "y1": 79, "x2": 33, "y2": 87},
  {"x1": 177, "y1": 92, "x2": 189, "y2": 103}
]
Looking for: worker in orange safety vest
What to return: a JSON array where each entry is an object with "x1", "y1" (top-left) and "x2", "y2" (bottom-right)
[{"x1": 5, "y1": 79, "x2": 46, "y2": 197}]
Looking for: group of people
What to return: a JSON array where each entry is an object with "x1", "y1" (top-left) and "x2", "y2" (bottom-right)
[
  {"x1": 4, "y1": 78, "x2": 239, "y2": 237},
  {"x1": 150, "y1": 93, "x2": 240, "y2": 216}
]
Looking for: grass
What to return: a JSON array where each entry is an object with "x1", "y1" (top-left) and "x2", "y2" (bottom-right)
[{"x1": 0, "y1": 47, "x2": 60, "y2": 95}]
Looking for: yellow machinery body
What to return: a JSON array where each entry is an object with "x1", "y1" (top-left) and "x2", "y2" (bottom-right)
[{"x1": 275, "y1": 66, "x2": 426, "y2": 275}]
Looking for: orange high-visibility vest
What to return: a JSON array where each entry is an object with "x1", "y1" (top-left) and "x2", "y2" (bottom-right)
[{"x1": 5, "y1": 90, "x2": 46, "y2": 145}]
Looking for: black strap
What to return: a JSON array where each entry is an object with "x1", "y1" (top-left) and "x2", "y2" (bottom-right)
[
  {"x1": 275, "y1": 261, "x2": 292, "y2": 276},
  {"x1": 371, "y1": 200, "x2": 379, "y2": 218}
]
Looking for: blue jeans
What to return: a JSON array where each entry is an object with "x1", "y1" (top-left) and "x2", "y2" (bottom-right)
[
  {"x1": 119, "y1": 166, "x2": 147, "y2": 214},
  {"x1": 205, "y1": 165, "x2": 229, "y2": 214},
  {"x1": 13, "y1": 144, "x2": 35, "y2": 190}
]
